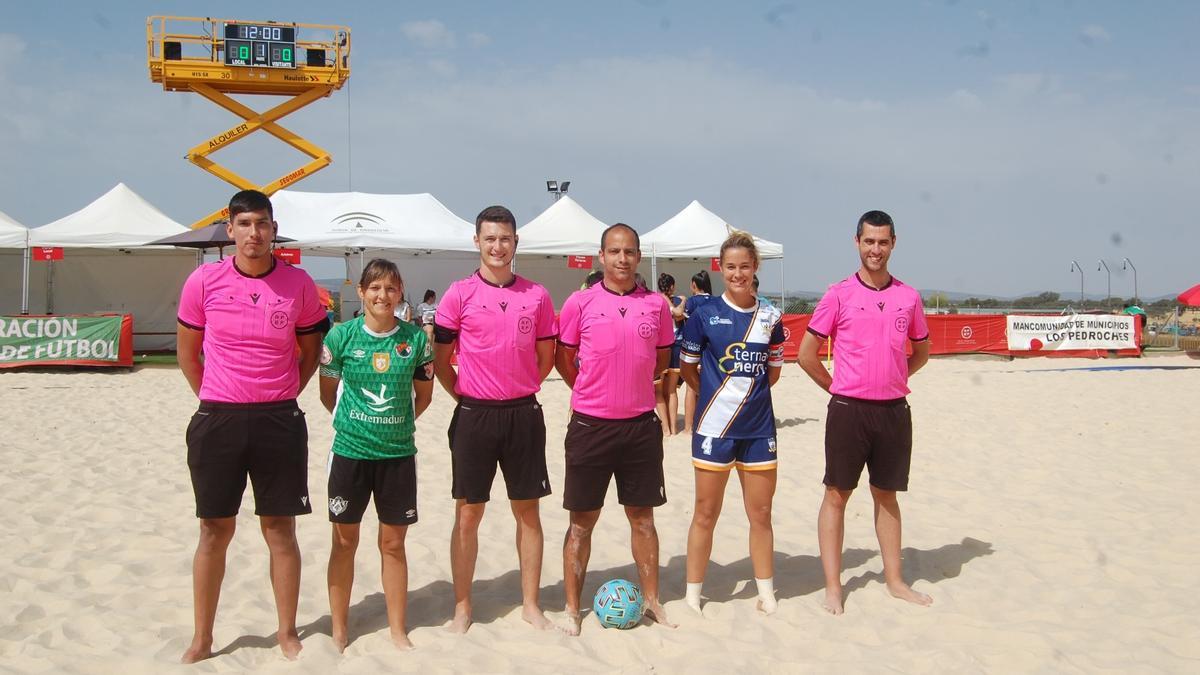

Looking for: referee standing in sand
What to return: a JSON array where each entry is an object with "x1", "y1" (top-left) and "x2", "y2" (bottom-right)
[
  {"x1": 555, "y1": 223, "x2": 677, "y2": 635},
  {"x1": 433, "y1": 206, "x2": 559, "y2": 633},
  {"x1": 176, "y1": 190, "x2": 330, "y2": 662},
  {"x1": 797, "y1": 210, "x2": 933, "y2": 615}
]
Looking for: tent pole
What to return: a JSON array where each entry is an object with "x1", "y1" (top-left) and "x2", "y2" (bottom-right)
[
  {"x1": 46, "y1": 258, "x2": 54, "y2": 314},
  {"x1": 780, "y1": 258, "x2": 786, "y2": 312},
  {"x1": 20, "y1": 245, "x2": 30, "y2": 315},
  {"x1": 650, "y1": 244, "x2": 657, "y2": 287}
]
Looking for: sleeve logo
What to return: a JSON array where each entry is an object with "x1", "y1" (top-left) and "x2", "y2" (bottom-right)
[{"x1": 319, "y1": 344, "x2": 333, "y2": 365}]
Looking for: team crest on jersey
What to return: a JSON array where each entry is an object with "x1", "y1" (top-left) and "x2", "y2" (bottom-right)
[
  {"x1": 395, "y1": 342, "x2": 413, "y2": 359},
  {"x1": 372, "y1": 352, "x2": 391, "y2": 372},
  {"x1": 320, "y1": 344, "x2": 332, "y2": 365}
]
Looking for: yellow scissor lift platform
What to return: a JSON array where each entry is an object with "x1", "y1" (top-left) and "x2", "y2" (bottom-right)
[{"x1": 147, "y1": 16, "x2": 351, "y2": 228}]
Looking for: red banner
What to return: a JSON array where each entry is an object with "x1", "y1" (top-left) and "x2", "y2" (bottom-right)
[
  {"x1": 567, "y1": 255, "x2": 593, "y2": 269},
  {"x1": 273, "y1": 248, "x2": 301, "y2": 263},
  {"x1": 33, "y1": 247, "x2": 63, "y2": 261},
  {"x1": 710, "y1": 257, "x2": 720, "y2": 271},
  {"x1": 778, "y1": 314, "x2": 1139, "y2": 361}
]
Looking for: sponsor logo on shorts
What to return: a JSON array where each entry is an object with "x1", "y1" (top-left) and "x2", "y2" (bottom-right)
[
  {"x1": 518, "y1": 316, "x2": 533, "y2": 334},
  {"x1": 320, "y1": 344, "x2": 333, "y2": 365},
  {"x1": 372, "y1": 352, "x2": 391, "y2": 372},
  {"x1": 405, "y1": 508, "x2": 417, "y2": 519},
  {"x1": 329, "y1": 496, "x2": 348, "y2": 515},
  {"x1": 895, "y1": 316, "x2": 909, "y2": 332},
  {"x1": 421, "y1": 362, "x2": 434, "y2": 380},
  {"x1": 270, "y1": 310, "x2": 289, "y2": 329},
  {"x1": 395, "y1": 342, "x2": 413, "y2": 359},
  {"x1": 768, "y1": 437, "x2": 777, "y2": 453},
  {"x1": 638, "y1": 322, "x2": 655, "y2": 339},
  {"x1": 301, "y1": 495, "x2": 308, "y2": 506}
]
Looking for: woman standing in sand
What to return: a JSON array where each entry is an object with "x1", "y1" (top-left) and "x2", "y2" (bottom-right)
[
  {"x1": 319, "y1": 259, "x2": 435, "y2": 651},
  {"x1": 680, "y1": 232, "x2": 785, "y2": 615},
  {"x1": 656, "y1": 273, "x2": 686, "y2": 435}
]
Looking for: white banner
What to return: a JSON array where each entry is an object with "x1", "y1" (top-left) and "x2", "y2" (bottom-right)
[{"x1": 1006, "y1": 314, "x2": 1136, "y2": 351}]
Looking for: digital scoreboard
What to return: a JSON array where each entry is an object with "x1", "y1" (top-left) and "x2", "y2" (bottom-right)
[{"x1": 223, "y1": 23, "x2": 296, "y2": 68}]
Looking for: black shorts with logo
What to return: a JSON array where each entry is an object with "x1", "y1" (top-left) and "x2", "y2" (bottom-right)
[
  {"x1": 448, "y1": 395, "x2": 551, "y2": 503},
  {"x1": 186, "y1": 399, "x2": 312, "y2": 519},
  {"x1": 563, "y1": 411, "x2": 666, "y2": 512},
  {"x1": 823, "y1": 394, "x2": 913, "y2": 492},
  {"x1": 326, "y1": 453, "x2": 418, "y2": 526}
]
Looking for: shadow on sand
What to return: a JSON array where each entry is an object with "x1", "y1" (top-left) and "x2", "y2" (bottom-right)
[{"x1": 215, "y1": 536, "x2": 994, "y2": 653}]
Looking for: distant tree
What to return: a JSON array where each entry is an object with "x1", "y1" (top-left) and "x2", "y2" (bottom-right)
[{"x1": 784, "y1": 298, "x2": 816, "y2": 315}]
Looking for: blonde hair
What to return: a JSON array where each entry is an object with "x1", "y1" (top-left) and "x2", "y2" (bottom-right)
[{"x1": 719, "y1": 230, "x2": 759, "y2": 265}]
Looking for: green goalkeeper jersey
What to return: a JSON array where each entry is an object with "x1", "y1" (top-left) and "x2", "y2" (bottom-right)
[{"x1": 319, "y1": 317, "x2": 433, "y2": 460}]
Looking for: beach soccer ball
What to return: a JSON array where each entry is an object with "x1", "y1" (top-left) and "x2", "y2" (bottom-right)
[{"x1": 593, "y1": 579, "x2": 645, "y2": 629}]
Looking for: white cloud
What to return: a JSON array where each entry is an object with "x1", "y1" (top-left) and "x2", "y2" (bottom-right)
[
  {"x1": 948, "y1": 89, "x2": 983, "y2": 110},
  {"x1": 401, "y1": 20, "x2": 456, "y2": 49},
  {"x1": 1080, "y1": 24, "x2": 1111, "y2": 45},
  {"x1": 428, "y1": 59, "x2": 457, "y2": 78},
  {"x1": 466, "y1": 32, "x2": 492, "y2": 48}
]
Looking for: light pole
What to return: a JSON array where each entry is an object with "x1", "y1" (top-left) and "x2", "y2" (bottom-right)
[
  {"x1": 1070, "y1": 260, "x2": 1084, "y2": 306},
  {"x1": 1097, "y1": 259, "x2": 1111, "y2": 308},
  {"x1": 1122, "y1": 257, "x2": 1138, "y2": 304},
  {"x1": 546, "y1": 180, "x2": 571, "y2": 201}
]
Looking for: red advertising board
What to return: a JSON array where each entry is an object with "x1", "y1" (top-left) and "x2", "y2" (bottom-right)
[
  {"x1": 777, "y1": 313, "x2": 1139, "y2": 360},
  {"x1": 567, "y1": 255, "x2": 593, "y2": 269},
  {"x1": 710, "y1": 257, "x2": 720, "y2": 271},
  {"x1": 33, "y1": 247, "x2": 64, "y2": 261},
  {"x1": 273, "y1": 248, "x2": 302, "y2": 263}
]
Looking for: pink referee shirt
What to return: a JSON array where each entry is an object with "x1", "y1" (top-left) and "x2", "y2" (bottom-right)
[
  {"x1": 434, "y1": 272, "x2": 557, "y2": 400},
  {"x1": 807, "y1": 273, "x2": 929, "y2": 401},
  {"x1": 178, "y1": 257, "x2": 327, "y2": 403},
  {"x1": 558, "y1": 281, "x2": 675, "y2": 419}
]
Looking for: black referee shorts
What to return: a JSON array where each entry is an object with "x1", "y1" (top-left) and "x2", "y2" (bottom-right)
[
  {"x1": 448, "y1": 395, "x2": 551, "y2": 503},
  {"x1": 823, "y1": 394, "x2": 913, "y2": 492}
]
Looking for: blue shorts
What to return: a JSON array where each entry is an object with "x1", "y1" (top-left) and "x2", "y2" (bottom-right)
[
  {"x1": 691, "y1": 434, "x2": 777, "y2": 471},
  {"x1": 669, "y1": 341, "x2": 682, "y2": 370}
]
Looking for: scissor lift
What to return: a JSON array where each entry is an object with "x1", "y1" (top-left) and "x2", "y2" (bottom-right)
[{"x1": 147, "y1": 16, "x2": 351, "y2": 228}]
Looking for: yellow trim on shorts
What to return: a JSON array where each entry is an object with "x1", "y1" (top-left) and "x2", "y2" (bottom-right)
[
  {"x1": 734, "y1": 461, "x2": 778, "y2": 472},
  {"x1": 692, "y1": 458, "x2": 735, "y2": 472}
]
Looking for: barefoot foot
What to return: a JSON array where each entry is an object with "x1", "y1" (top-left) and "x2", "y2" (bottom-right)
[
  {"x1": 331, "y1": 629, "x2": 349, "y2": 654},
  {"x1": 180, "y1": 637, "x2": 213, "y2": 664},
  {"x1": 522, "y1": 605, "x2": 555, "y2": 631},
  {"x1": 561, "y1": 611, "x2": 583, "y2": 636},
  {"x1": 390, "y1": 630, "x2": 414, "y2": 651},
  {"x1": 821, "y1": 587, "x2": 844, "y2": 615},
  {"x1": 886, "y1": 581, "x2": 932, "y2": 607},
  {"x1": 643, "y1": 600, "x2": 677, "y2": 628},
  {"x1": 445, "y1": 610, "x2": 472, "y2": 634},
  {"x1": 277, "y1": 630, "x2": 302, "y2": 660}
]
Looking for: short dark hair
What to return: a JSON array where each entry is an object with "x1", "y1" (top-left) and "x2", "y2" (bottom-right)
[
  {"x1": 856, "y1": 210, "x2": 895, "y2": 238},
  {"x1": 359, "y1": 258, "x2": 403, "y2": 290},
  {"x1": 600, "y1": 222, "x2": 640, "y2": 251},
  {"x1": 692, "y1": 270, "x2": 712, "y2": 294},
  {"x1": 475, "y1": 205, "x2": 517, "y2": 235},
  {"x1": 229, "y1": 189, "x2": 273, "y2": 222},
  {"x1": 423, "y1": 289, "x2": 436, "y2": 302},
  {"x1": 657, "y1": 272, "x2": 675, "y2": 294},
  {"x1": 584, "y1": 270, "x2": 604, "y2": 287}
]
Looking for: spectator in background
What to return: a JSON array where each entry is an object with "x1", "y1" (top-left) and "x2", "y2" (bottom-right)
[
  {"x1": 656, "y1": 273, "x2": 686, "y2": 436},
  {"x1": 753, "y1": 275, "x2": 775, "y2": 308},
  {"x1": 681, "y1": 270, "x2": 716, "y2": 434},
  {"x1": 581, "y1": 270, "x2": 603, "y2": 290},
  {"x1": 417, "y1": 289, "x2": 438, "y2": 342}
]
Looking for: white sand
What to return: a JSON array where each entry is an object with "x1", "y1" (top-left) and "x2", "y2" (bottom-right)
[{"x1": 1, "y1": 355, "x2": 1198, "y2": 673}]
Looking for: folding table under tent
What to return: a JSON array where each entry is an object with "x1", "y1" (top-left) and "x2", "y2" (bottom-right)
[
  {"x1": 26, "y1": 183, "x2": 194, "y2": 351},
  {"x1": 268, "y1": 190, "x2": 483, "y2": 318},
  {"x1": 515, "y1": 196, "x2": 610, "y2": 306},
  {"x1": 0, "y1": 209, "x2": 30, "y2": 316},
  {"x1": 639, "y1": 200, "x2": 784, "y2": 303}
]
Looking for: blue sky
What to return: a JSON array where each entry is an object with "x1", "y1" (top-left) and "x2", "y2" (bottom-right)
[{"x1": 1, "y1": 1, "x2": 1196, "y2": 297}]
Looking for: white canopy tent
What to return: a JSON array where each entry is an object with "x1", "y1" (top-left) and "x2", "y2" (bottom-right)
[
  {"x1": 26, "y1": 183, "x2": 194, "y2": 350},
  {"x1": 0, "y1": 210, "x2": 31, "y2": 316},
  {"x1": 638, "y1": 200, "x2": 785, "y2": 303},
  {"x1": 269, "y1": 190, "x2": 482, "y2": 318},
  {"x1": 515, "y1": 196, "x2": 609, "y2": 306}
]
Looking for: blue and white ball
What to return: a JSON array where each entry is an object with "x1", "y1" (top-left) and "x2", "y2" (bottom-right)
[{"x1": 592, "y1": 578, "x2": 645, "y2": 629}]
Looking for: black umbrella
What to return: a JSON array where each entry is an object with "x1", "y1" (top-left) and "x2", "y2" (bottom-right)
[{"x1": 145, "y1": 222, "x2": 295, "y2": 249}]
